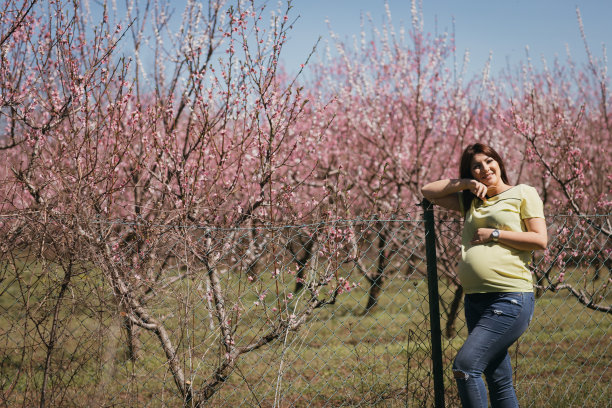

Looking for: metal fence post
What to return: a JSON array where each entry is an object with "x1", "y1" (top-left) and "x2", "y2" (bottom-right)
[{"x1": 422, "y1": 199, "x2": 446, "y2": 408}]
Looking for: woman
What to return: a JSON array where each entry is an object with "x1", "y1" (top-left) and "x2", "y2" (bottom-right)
[{"x1": 421, "y1": 143, "x2": 547, "y2": 408}]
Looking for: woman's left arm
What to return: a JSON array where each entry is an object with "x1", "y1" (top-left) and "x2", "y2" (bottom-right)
[{"x1": 470, "y1": 218, "x2": 548, "y2": 250}]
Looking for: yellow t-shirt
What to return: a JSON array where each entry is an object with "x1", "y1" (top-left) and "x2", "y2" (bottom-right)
[{"x1": 458, "y1": 184, "x2": 545, "y2": 294}]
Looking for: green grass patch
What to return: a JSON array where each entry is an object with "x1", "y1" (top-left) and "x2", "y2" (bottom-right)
[{"x1": 1, "y1": 259, "x2": 610, "y2": 407}]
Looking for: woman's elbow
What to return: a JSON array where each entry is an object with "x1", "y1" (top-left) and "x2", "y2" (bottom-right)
[
  {"x1": 534, "y1": 234, "x2": 548, "y2": 250},
  {"x1": 535, "y1": 242, "x2": 547, "y2": 251},
  {"x1": 420, "y1": 185, "x2": 435, "y2": 200}
]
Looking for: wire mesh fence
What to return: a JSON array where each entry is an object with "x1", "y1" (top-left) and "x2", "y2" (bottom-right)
[{"x1": 0, "y1": 210, "x2": 609, "y2": 407}]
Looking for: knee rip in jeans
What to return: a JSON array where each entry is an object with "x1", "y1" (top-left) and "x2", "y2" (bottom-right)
[{"x1": 453, "y1": 369, "x2": 469, "y2": 380}]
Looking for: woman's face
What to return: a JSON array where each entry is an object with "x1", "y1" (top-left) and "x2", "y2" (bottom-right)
[{"x1": 470, "y1": 153, "x2": 502, "y2": 187}]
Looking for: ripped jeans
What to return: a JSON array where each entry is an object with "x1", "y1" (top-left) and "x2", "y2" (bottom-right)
[{"x1": 453, "y1": 292, "x2": 535, "y2": 408}]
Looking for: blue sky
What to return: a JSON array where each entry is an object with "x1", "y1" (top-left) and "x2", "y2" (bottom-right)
[{"x1": 280, "y1": 0, "x2": 612, "y2": 78}]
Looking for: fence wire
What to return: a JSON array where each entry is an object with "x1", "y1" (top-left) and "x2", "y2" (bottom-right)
[{"x1": 0, "y1": 212, "x2": 609, "y2": 407}]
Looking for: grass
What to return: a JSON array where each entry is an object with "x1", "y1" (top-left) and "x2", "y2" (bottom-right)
[{"x1": 1, "y1": 259, "x2": 610, "y2": 407}]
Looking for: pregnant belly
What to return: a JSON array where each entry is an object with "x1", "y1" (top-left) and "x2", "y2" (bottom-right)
[{"x1": 459, "y1": 244, "x2": 529, "y2": 290}]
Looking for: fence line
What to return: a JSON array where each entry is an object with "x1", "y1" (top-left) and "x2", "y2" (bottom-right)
[{"x1": 0, "y1": 211, "x2": 609, "y2": 406}]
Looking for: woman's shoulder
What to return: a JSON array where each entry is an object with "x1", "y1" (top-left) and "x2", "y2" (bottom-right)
[
  {"x1": 495, "y1": 184, "x2": 533, "y2": 197},
  {"x1": 500, "y1": 184, "x2": 542, "y2": 204},
  {"x1": 514, "y1": 184, "x2": 545, "y2": 217},
  {"x1": 513, "y1": 184, "x2": 545, "y2": 210},
  {"x1": 513, "y1": 184, "x2": 540, "y2": 196}
]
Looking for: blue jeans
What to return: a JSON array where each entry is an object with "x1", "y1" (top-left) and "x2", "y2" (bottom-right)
[{"x1": 453, "y1": 292, "x2": 535, "y2": 408}]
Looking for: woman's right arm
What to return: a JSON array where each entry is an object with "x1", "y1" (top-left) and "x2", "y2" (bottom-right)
[{"x1": 420, "y1": 179, "x2": 487, "y2": 211}]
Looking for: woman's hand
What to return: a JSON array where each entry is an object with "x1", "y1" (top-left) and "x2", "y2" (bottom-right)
[
  {"x1": 470, "y1": 228, "x2": 494, "y2": 245},
  {"x1": 468, "y1": 179, "x2": 488, "y2": 201}
]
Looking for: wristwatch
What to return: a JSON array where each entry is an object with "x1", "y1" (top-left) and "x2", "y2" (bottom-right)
[{"x1": 490, "y1": 229, "x2": 500, "y2": 242}]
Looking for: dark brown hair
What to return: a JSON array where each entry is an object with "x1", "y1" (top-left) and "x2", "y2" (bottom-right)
[{"x1": 459, "y1": 143, "x2": 510, "y2": 211}]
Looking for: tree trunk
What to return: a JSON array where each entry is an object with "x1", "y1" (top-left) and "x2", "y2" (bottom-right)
[
  {"x1": 445, "y1": 285, "x2": 463, "y2": 338},
  {"x1": 122, "y1": 316, "x2": 140, "y2": 361},
  {"x1": 293, "y1": 237, "x2": 315, "y2": 294},
  {"x1": 365, "y1": 229, "x2": 389, "y2": 312}
]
